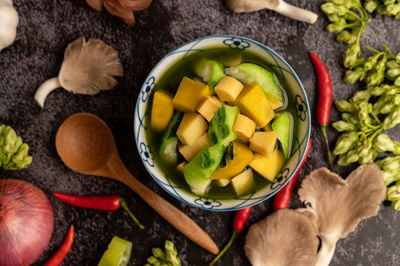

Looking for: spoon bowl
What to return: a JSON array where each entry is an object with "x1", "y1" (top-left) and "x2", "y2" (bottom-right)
[
  {"x1": 56, "y1": 113, "x2": 113, "y2": 174},
  {"x1": 55, "y1": 113, "x2": 219, "y2": 255}
]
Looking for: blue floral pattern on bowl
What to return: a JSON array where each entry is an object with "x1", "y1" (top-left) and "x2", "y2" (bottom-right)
[
  {"x1": 295, "y1": 95, "x2": 307, "y2": 121},
  {"x1": 271, "y1": 168, "x2": 290, "y2": 190},
  {"x1": 134, "y1": 35, "x2": 311, "y2": 211},
  {"x1": 194, "y1": 198, "x2": 222, "y2": 209},
  {"x1": 139, "y1": 142, "x2": 154, "y2": 168},
  {"x1": 223, "y1": 37, "x2": 250, "y2": 50}
]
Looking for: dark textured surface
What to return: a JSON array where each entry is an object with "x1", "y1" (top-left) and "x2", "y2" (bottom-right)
[{"x1": 1, "y1": 0, "x2": 400, "y2": 265}]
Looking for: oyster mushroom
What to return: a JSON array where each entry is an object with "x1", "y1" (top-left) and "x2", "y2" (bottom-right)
[
  {"x1": 225, "y1": 0, "x2": 318, "y2": 24},
  {"x1": 34, "y1": 37, "x2": 123, "y2": 108},
  {"x1": 298, "y1": 163, "x2": 386, "y2": 266},
  {"x1": 244, "y1": 163, "x2": 386, "y2": 266},
  {"x1": 244, "y1": 208, "x2": 319, "y2": 266}
]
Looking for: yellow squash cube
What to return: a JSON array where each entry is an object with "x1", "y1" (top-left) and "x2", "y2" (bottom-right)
[
  {"x1": 233, "y1": 114, "x2": 256, "y2": 141},
  {"x1": 196, "y1": 96, "x2": 222, "y2": 122},
  {"x1": 172, "y1": 77, "x2": 209, "y2": 112},
  {"x1": 178, "y1": 133, "x2": 211, "y2": 161},
  {"x1": 215, "y1": 179, "x2": 231, "y2": 187},
  {"x1": 236, "y1": 83, "x2": 275, "y2": 127},
  {"x1": 215, "y1": 76, "x2": 244, "y2": 102},
  {"x1": 150, "y1": 91, "x2": 174, "y2": 131},
  {"x1": 264, "y1": 123, "x2": 272, "y2": 132},
  {"x1": 231, "y1": 168, "x2": 255, "y2": 196},
  {"x1": 210, "y1": 141, "x2": 253, "y2": 180},
  {"x1": 176, "y1": 113, "x2": 208, "y2": 146},
  {"x1": 250, "y1": 131, "x2": 277, "y2": 156},
  {"x1": 177, "y1": 162, "x2": 187, "y2": 172},
  {"x1": 249, "y1": 149, "x2": 285, "y2": 182}
]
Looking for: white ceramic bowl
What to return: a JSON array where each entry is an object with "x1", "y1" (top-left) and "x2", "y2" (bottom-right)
[{"x1": 134, "y1": 35, "x2": 310, "y2": 211}]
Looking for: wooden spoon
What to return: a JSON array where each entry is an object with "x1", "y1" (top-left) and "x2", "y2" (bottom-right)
[{"x1": 55, "y1": 113, "x2": 219, "y2": 255}]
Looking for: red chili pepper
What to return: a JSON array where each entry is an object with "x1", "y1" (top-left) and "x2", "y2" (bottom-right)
[
  {"x1": 309, "y1": 51, "x2": 333, "y2": 169},
  {"x1": 209, "y1": 207, "x2": 252, "y2": 265},
  {"x1": 53, "y1": 193, "x2": 144, "y2": 229},
  {"x1": 273, "y1": 138, "x2": 312, "y2": 211},
  {"x1": 44, "y1": 224, "x2": 74, "y2": 266}
]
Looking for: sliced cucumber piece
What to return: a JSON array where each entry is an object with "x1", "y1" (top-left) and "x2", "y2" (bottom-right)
[
  {"x1": 194, "y1": 58, "x2": 225, "y2": 91},
  {"x1": 183, "y1": 143, "x2": 226, "y2": 195},
  {"x1": 208, "y1": 104, "x2": 240, "y2": 146},
  {"x1": 226, "y1": 63, "x2": 284, "y2": 109},
  {"x1": 159, "y1": 111, "x2": 183, "y2": 164},
  {"x1": 231, "y1": 168, "x2": 255, "y2": 196},
  {"x1": 98, "y1": 236, "x2": 132, "y2": 266},
  {"x1": 271, "y1": 112, "x2": 294, "y2": 158}
]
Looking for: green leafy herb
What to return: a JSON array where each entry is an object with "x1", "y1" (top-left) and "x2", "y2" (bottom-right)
[
  {"x1": 0, "y1": 125, "x2": 32, "y2": 170},
  {"x1": 144, "y1": 240, "x2": 181, "y2": 266}
]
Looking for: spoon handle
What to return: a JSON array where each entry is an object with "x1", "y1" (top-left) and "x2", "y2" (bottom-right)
[{"x1": 108, "y1": 159, "x2": 219, "y2": 255}]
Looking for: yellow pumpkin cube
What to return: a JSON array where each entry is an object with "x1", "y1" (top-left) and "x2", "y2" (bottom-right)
[
  {"x1": 176, "y1": 113, "x2": 208, "y2": 146},
  {"x1": 250, "y1": 131, "x2": 277, "y2": 156},
  {"x1": 150, "y1": 91, "x2": 174, "y2": 131},
  {"x1": 172, "y1": 77, "x2": 209, "y2": 112},
  {"x1": 249, "y1": 149, "x2": 285, "y2": 182},
  {"x1": 215, "y1": 76, "x2": 244, "y2": 102},
  {"x1": 236, "y1": 83, "x2": 275, "y2": 127},
  {"x1": 233, "y1": 114, "x2": 256, "y2": 141},
  {"x1": 215, "y1": 179, "x2": 231, "y2": 187},
  {"x1": 210, "y1": 141, "x2": 253, "y2": 180},
  {"x1": 196, "y1": 96, "x2": 222, "y2": 122},
  {"x1": 177, "y1": 162, "x2": 187, "y2": 172},
  {"x1": 231, "y1": 168, "x2": 255, "y2": 196},
  {"x1": 178, "y1": 133, "x2": 211, "y2": 161},
  {"x1": 264, "y1": 123, "x2": 272, "y2": 132}
]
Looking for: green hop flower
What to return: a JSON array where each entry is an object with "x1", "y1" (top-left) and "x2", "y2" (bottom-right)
[
  {"x1": 344, "y1": 67, "x2": 366, "y2": 83},
  {"x1": 344, "y1": 43, "x2": 361, "y2": 69},
  {"x1": 386, "y1": 60, "x2": 400, "y2": 69},
  {"x1": 337, "y1": 31, "x2": 358, "y2": 44},
  {"x1": 335, "y1": 100, "x2": 356, "y2": 112},
  {"x1": 364, "y1": 0, "x2": 379, "y2": 13},
  {"x1": 387, "y1": 4, "x2": 400, "y2": 16},
  {"x1": 333, "y1": 132, "x2": 359, "y2": 155},
  {"x1": 387, "y1": 181, "x2": 400, "y2": 201}
]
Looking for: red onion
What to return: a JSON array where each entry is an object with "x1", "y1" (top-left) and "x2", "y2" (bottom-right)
[{"x1": 0, "y1": 179, "x2": 54, "y2": 266}]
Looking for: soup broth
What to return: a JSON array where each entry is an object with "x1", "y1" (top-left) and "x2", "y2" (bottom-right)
[{"x1": 145, "y1": 47, "x2": 297, "y2": 199}]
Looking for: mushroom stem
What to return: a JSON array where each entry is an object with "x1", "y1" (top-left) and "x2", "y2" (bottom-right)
[
  {"x1": 274, "y1": 1, "x2": 318, "y2": 24},
  {"x1": 34, "y1": 77, "x2": 61, "y2": 108},
  {"x1": 315, "y1": 234, "x2": 339, "y2": 266}
]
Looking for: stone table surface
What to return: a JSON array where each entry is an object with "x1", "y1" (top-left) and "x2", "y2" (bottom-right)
[{"x1": 1, "y1": 0, "x2": 400, "y2": 265}]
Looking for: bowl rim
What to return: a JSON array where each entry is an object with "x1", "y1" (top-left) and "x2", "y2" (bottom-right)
[{"x1": 134, "y1": 34, "x2": 311, "y2": 211}]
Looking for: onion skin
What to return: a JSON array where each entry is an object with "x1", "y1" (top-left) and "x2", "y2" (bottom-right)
[{"x1": 0, "y1": 179, "x2": 54, "y2": 266}]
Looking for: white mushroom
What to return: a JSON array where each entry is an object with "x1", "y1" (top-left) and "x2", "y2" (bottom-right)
[
  {"x1": 0, "y1": 0, "x2": 19, "y2": 51},
  {"x1": 34, "y1": 37, "x2": 123, "y2": 108},
  {"x1": 244, "y1": 163, "x2": 386, "y2": 266},
  {"x1": 298, "y1": 163, "x2": 386, "y2": 266},
  {"x1": 224, "y1": 0, "x2": 318, "y2": 24},
  {"x1": 244, "y1": 208, "x2": 319, "y2": 266}
]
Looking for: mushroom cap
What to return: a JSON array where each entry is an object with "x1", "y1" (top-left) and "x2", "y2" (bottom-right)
[
  {"x1": 58, "y1": 37, "x2": 123, "y2": 95},
  {"x1": 298, "y1": 163, "x2": 386, "y2": 239},
  {"x1": 104, "y1": 0, "x2": 136, "y2": 25},
  {"x1": 119, "y1": 0, "x2": 152, "y2": 11},
  {"x1": 244, "y1": 208, "x2": 319, "y2": 266}
]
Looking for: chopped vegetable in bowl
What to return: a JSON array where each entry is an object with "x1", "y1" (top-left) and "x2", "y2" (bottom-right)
[
  {"x1": 134, "y1": 35, "x2": 311, "y2": 211},
  {"x1": 146, "y1": 47, "x2": 295, "y2": 198}
]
